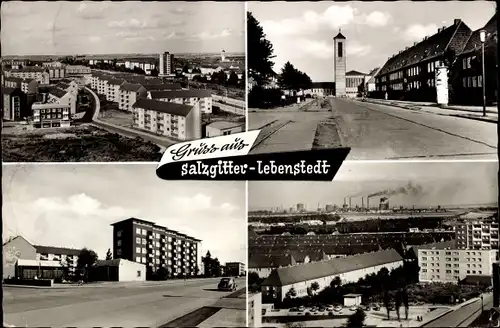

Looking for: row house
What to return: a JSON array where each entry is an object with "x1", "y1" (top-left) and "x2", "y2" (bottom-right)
[
  {"x1": 4, "y1": 77, "x2": 38, "y2": 94},
  {"x1": 111, "y1": 218, "x2": 201, "y2": 278},
  {"x1": 5, "y1": 67, "x2": 50, "y2": 84},
  {"x1": 106, "y1": 78, "x2": 126, "y2": 102},
  {"x1": 32, "y1": 103, "x2": 71, "y2": 128},
  {"x1": 132, "y1": 98, "x2": 202, "y2": 141},
  {"x1": 2, "y1": 87, "x2": 27, "y2": 121},
  {"x1": 374, "y1": 15, "x2": 496, "y2": 105},
  {"x1": 119, "y1": 83, "x2": 147, "y2": 112},
  {"x1": 147, "y1": 89, "x2": 213, "y2": 114}
]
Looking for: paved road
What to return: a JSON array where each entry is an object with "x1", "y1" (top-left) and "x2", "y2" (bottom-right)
[
  {"x1": 4, "y1": 278, "x2": 246, "y2": 327},
  {"x1": 248, "y1": 98, "x2": 497, "y2": 159},
  {"x1": 423, "y1": 294, "x2": 493, "y2": 327}
]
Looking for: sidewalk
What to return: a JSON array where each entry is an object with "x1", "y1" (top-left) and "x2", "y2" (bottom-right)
[{"x1": 360, "y1": 98, "x2": 498, "y2": 123}]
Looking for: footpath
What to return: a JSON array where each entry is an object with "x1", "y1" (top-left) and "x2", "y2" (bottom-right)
[{"x1": 359, "y1": 98, "x2": 497, "y2": 124}]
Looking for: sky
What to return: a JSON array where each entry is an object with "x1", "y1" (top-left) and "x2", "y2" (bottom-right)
[
  {"x1": 249, "y1": 161, "x2": 499, "y2": 210},
  {"x1": 249, "y1": 1, "x2": 497, "y2": 81},
  {"x1": 2, "y1": 164, "x2": 246, "y2": 264},
  {"x1": 1, "y1": 1, "x2": 245, "y2": 56}
]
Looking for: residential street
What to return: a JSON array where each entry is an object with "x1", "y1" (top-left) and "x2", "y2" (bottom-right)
[
  {"x1": 3, "y1": 277, "x2": 246, "y2": 327},
  {"x1": 248, "y1": 97, "x2": 497, "y2": 159}
]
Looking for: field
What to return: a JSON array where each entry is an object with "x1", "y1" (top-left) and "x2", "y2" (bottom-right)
[{"x1": 2, "y1": 124, "x2": 162, "y2": 162}]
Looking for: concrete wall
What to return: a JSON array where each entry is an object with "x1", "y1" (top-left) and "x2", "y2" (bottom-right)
[
  {"x1": 213, "y1": 102, "x2": 245, "y2": 116},
  {"x1": 248, "y1": 293, "x2": 263, "y2": 327},
  {"x1": 3, "y1": 237, "x2": 37, "y2": 279},
  {"x1": 206, "y1": 124, "x2": 244, "y2": 137},
  {"x1": 118, "y1": 260, "x2": 146, "y2": 281}
]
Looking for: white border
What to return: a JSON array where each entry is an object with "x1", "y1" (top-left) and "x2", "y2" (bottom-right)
[
  {"x1": 245, "y1": 0, "x2": 249, "y2": 134},
  {"x1": 244, "y1": 3, "x2": 249, "y2": 327}
]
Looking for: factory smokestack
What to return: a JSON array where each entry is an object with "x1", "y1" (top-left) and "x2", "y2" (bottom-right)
[
  {"x1": 349, "y1": 197, "x2": 352, "y2": 209},
  {"x1": 367, "y1": 197, "x2": 370, "y2": 209},
  {"x1": 362, "y1": 197, "x2": 364, "y2": 208}
]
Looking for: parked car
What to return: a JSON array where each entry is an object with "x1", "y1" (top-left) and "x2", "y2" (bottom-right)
[
  {"x1": 318, "y1": 307, "x2": 326, "y2": 312},
  {"x1": 349, "y1": 306, "x2": 358, "y2": 311},
  {"x1": 373, "y1": 305, "x2": 381, "y2": 311},
  {"x1": 334, "y1": 305, "x2": 343, "y2": 312},
  {"x1": 298, "y1": 306, "x2": 306, "y2": 312},
  {"x1": 289, "y1": 307, "x2": 298, "y2": 312},
  {"x1": 325, "y1": 305, "x2": 334, "y2": 311},
  {"x1": 217, "y1": 277, "x2": 237, "y2": 291},
  {"x1": 364, "y1": 305, "x2": 371, "y2": 311}
]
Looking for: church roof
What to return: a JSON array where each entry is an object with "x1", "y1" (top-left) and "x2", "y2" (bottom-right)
[{"x1": 334, "y1": 31, "x2": 346, "y2": 39}]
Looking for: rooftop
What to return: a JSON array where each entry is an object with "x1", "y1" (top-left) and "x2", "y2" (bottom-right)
[
  {"x1": 133, "y1": 98, "x2": 193, "y2": 117},
  {"x1": 111, "y1": 217, "x2": 202, "y2": 241},
  {"x1": 142, "y1": 83, "x2": 183, "y2": 91},
  {"x1": 462, "y1": 14, "x2": 497, "y2": 54},
  {"x1": 262, "y1": 248, "x2": 403, "y2": 286},
  {"x1": 1, "y1": 86, "x2": 21, "y2": 95},
  {"x1": 34, "y1": 245, "x2": 81, "y2": 256},
  {"x1": 47, "y1": 87, "x2": 68, "y2": 98},
  {"x1": 10, "y1": 66, "x2": 46, "y2": 73},
  {"x1": 32, "y1": 103, "x2": 71, "y2": 109},
  {"x1": 346, "y1": 70, "x2": 367, "y2": 76},
  {"x1": 249, "y1": 253, "x2": 296, "y2": 269},
  {"x1": 206, "y1": 121, "x2": 244, "y2": 130},
  {"x1": 148, "y1": 89, "x2": 212, "y2": 100},
  {"x1": 120, "y1": 83, "x2": 145, "y2": 92}
]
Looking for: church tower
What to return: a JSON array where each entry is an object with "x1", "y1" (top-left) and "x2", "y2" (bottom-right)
[{"x1": 334, "y1": 30, "x2": 346, "y2": 97}]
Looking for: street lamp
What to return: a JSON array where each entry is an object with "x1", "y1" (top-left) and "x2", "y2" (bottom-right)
[{"x1": 479, "y1": 29, "x2": 487, "y2": 117}]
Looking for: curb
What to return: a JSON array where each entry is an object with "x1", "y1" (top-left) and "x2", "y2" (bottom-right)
[
  {"x1": 418, "y1": 297, "x2": 480, "y2": 327},
  {"x1": 449, "y1": 114, "x2": 497, "y2": 124}
]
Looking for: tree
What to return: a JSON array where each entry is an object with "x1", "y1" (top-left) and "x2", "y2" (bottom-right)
[
  {"x1": 402, "y1": 288, "x2": 409, "y2": 320},
  {"x1": 383, "y1": 290, "x2": 391, "y2": 320},
  {"x1": 347, "y1": 308, "x2": 366, "y2": 328},
  {"x1": 76, "y1": 248, "x2": 98, "y2": 281},
  {"x1": 150, "y1": 68, "x2": 159, "y2": 77},
  {"x1": 395, "y1": 289, "x2": 402, "y2": 321},
  {"x1": 154, "y1": 267, "x2": 170, "y2": 280},
  {"x1": 278, "y1": 62, "x2": 312, "y2": 94},
  {"x1": 192, "y1": 67, "x2": 201, "y2": 74},
  {"x1": 330, "y1": 276, "x2": 342, "y2": 288},
  {"x1": 285, "y1": 287, "x2": 297, "y2": 299},
  {"x1": 247, "y1": 11, "x2": 276, "y2": 86},
  {"x1": 211, "y1": 71, "x2": 227, "y2": 84},
  {"x1": 310, "y1": 282, "x2": 320, "y2": 294},
  {"x1": 105, "y1": 249, "x2": 112, "y2": 260},
  {"x1": 228, "y1": 71, "x2": 239, "y2": 86},
  {"x1": 182, "y1": 65, "x2": 190, "y2": 73}
]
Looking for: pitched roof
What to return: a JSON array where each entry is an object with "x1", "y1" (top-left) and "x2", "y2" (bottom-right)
[
  {"x1": 133, "y1": 98, "x2": 193, "y2": 117},
  {"x1": 11, "y1": 66, "x2": 46, "y2": 72},
  {"x1": 106, "y1": 78, "x2": 125, "y2": 86},
  {"x1": 142, "y1": 83, "x2": 183, "y2": 91},
  {"x1": 206, "y1": 120, "x2": 244, "y2": 130},
  {"x1": 411, "y1": 240, "x2": 456, "y2": 251},
  {"x1": 368, "y1": 67, "x2": 380, "y2": 76},
  {"x1": 34, "y1": 245, "x2": 81, "y2": 256},
  {"x1": 378, "y1": 20, "x2": 471, "y2": 76},
  {"x1": 149, "y1": 89, "x2": 212, "y2": 100},
  {"x1": 5, "y1": 77, "x2": 24, "y2": 84},
  {"x1": 262, "y1": 249, "x2": 403, "y2": 286},
  {"x1": 334, "y1": 31, "x2": 346, "y2": 40},
  {"x1": 367, "y1": 67, "x2": 383, "y2": 84},
  {"x1": 48, "y1": 87, "x2": 67, "y2": 98},
  {"x1": 120, "y1": 83, "x2": 145, "y2": 92},
  {"x1": 56, "y1": 82, "x2": 70, "y2": 90},
  {"x1": 2, "y1": 87, "x2": 19, "y2": 95},
  {"x1": 461, "y1": 14, "x2": 497, "y2": 54},
  {"x1": 346, "y1": 70, "x2": 367, "y2": 76},
  {"x1": 249, "y1": 254, "x2": 296, "y2": 269}
]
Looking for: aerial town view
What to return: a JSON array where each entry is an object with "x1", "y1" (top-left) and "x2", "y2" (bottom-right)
[
  {"x1": 247, "y1": 162, "x2": 499, "y2": 328},
  {"x1": 247, "y1": 2, "x2": 497, "y2": 159},
  {"x1": 2, "y1": 164, "x2": 247, "y2": 327},
  {"x1": 1, "y1": 1, "x2": 245, "y2": 162}
]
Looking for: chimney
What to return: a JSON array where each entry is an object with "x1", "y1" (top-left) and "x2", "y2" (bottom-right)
[
  {"x1": 349, "y1": 197, "x2": 352, "y2": 210},
  {"x1": 454, "y1": 19, "x2": 461, "y2": 25}
]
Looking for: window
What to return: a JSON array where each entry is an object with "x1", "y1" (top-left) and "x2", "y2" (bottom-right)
[
  {"x1": 478, "y1": 75, "x2": 483, "y2": 87},
  {"x1": 136, "y1": 228, "x2": 141, "y2": 235},
  {"x1": 338, "y1": 42, "x2": 343, "y2": 57},
  {"x1": 136, "y1": 256, "x2": 141, "y2": 262},
  {"x1": 136, "y1": 247, "x2": 141, "y2": 254},
  {"x1": 136, "y1": 237, "x2": 141, "y2": 244},
  {"x1": 141, "y1": 229, "x2": 147, "y2": 235},
  {"x1": 142, "y1": 248, "x2": 146, "y2": 254},
  {"x1": 117, "y1": 240, "x2": 122, "y2": 246},
  {"x1": 117, "y1": 249, "x2": 122, "y2": 256}
]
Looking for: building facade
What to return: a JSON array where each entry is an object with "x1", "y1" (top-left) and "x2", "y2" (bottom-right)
[
  {"x1": 47, "y1": 67, "x2": 65, "y2": 81},
  {"x1": 132, "y1": 98, "x2": 202, "y2": 141},
  {"x1": 119, "y1": 83, "x2": 147, "y2": 112},
  {"x1": 418, "y1": 247, "x2": 498, "y2": 283},
  {"x1": 334, "y1": 31, "x2": 347, "y2": 97},
  {"x1": 106, "y1": 78, "x2": 125, "y2": 102},
  {"x1": 4, "y1": 77, "x2": 38, "y2": 94},
  {"x1": 261, "y1": 249, "x2": 403, "y2": 302},
  {"x1": 5, "y1": 67, "x2": 49, "y2": 84},
  {"x1": 305, "y1": 82, "x2": 336, "y2": 97},
  {"x1": 32, "y1": 103, "x2": 71, "y2": 128},
  {"x1": 456, "y1": 217, "x2": 499, "y2": 250},
  {"x1": 148, "y1": 89, "x2": 212, "y2": 114},
  {"x1": 111, "y1": 218, "x2": 201, "y2": 279},
  {"x1": 205, "y1": 121, "x2": 244, "y2": 137},
  {"x1": 65, "y1": 65, "x2": 91, "y2": 75},
  {"x1": 90, "y1": 259, "x2": 146, "y2": 282},
  {"x1": 159, "y1": 52, "x2": 174, "y2": 76},
  {"x1": 2, "y1": 87, "x2": 26, "y2": 121},
  {"x1": 346, "y1": 70, "x2": 367, "y2": 98},
  {"x1": 248, "y1": 293, "x2": 263, "y2": 328},
  {"x1": 225, "y1": 262, "x2": 246, "y2": 276}
]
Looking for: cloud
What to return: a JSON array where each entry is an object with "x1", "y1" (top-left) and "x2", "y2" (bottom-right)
[
  {"x1": 364, "y1": 11, "x2": 391, "y2": 27},
  {"x1": 115, "y1": 31, "x2": 139, "y2": 38},
  {"x1": 76, "y1": 2, "x2": 109, "y2": 19},
  {"x1": 169, "y1": 7, "x2": 194, "y2": 15},
  {"x1": 108, "y1": 18, "x2": 184, "y2": 30},
  {"x1": 296, "y1": 39, "x2": 332, "y2": 59},
  {"x1": 191, "y1": 30, "x2": 233, "y2": 40},
  {"x1": 163, "y1": 31, "x2": 184, "y2": 40},
  {"x1": 89, "y1": 36, "x2": 101, "y2": 43},
  {"x1": 347, "y1": 41, "x2": 372, "y2": 56},
  {"x1": 3, "y1": 193, "x2": 136, "y2": 258},
  {"x1": 402, "y1": 24, "x2": 438, "y2": 41}
]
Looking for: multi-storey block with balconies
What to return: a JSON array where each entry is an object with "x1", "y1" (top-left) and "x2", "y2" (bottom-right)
[
  {"x1": 105, "y1": 78, "x2": 125, "y2": 102},
  {"x1": 35, "y1": 245, "x2": 80, "y2": 275},
  {"x1": 132, "y1": 98, "x2": 202, "y2": 141},
  {"x1": 119, "y1": 83, "x2": 147, "y2": 112},
  {"x1": 111, "y1": 218, "x2": 201, "y2": 279},
  {"x1": 456, "y1": 214, "x2": 499, "y2": 250},
  {"x1": 147, "y1": 89, "x2": 212, "y2": 114}
]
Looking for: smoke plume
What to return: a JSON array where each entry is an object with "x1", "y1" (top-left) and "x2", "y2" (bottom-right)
[{"x1": 367, "y1": 181, "x2": 424, "y2": 199}]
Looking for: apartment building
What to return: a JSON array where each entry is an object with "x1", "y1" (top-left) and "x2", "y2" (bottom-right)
[
  {"x1": 42, "y1": 61, "x2": 64, "y2": 68},
  {"x1": 35, "y1": 245, "x2": 80, "y2": 275},
  {"x1": 97, "y1": 75, "x2": 112, "y2": 96},
  {"x1": 456, "y1": 215, "x2": 499, "y2": 250},
  {"x1": 5, "y1": 67, "x2": 49, "y2": 84},
  {"x1": 373, "y1": 16, "x2": 497, "y2": 105},
  {"x1": 47, "y1": 67, "x2": 65, "y2": 81},
  {"x1": 226, "y1": 262, "x2": 246, "y2": 276},
  {"x1": 418, "y1": 246, "x2": 498, "y2": 283},
  {"x1": 56, "y1": 80, "x2": 79, "y2": 96},
  {"x1": 111, "y1": 218, "x2": 201, "y2": 278},
  {"x1": 4, "y1": 77, "x2": 38, "y2": 94},
  {"x1": 132, "y1": 98, "x2": 202, "y2": 141},
  {"x1": 2, "y1": 87, "x2": 26, "y2": 121},
  {"x1": 32, "y1": 103, "x2": 71, "y2": 128},
  {"x1": 119, "y1": 83, "x2": 147, "y2": 112},
  {"x1": 148, "y1": 89, "x2": 212, "y2": 114},
  {"x1": 346, "y1": 70, "x2": 367, "y2": 98},
  {"x1": 159, "y1": 52, "x2": 174, "y2": 76},
  {"x1": 65, "y1": 65, "x2": 91, "y2": 75},
  {"x1": 106, "y1": 78, "x2": 125, "y2": 102},
  {"x1": 7, "y1": 59, "x2": 27, "y2": 69},
  {"x1": 305, "y1": 82, "x2": 336, "y2": 97},
  {"x1": 142, "y1": 83, "x2": 183, "y2": 92},
  {"x1": 248, "y1": 293, "x2": 263, "y2": 328}
]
